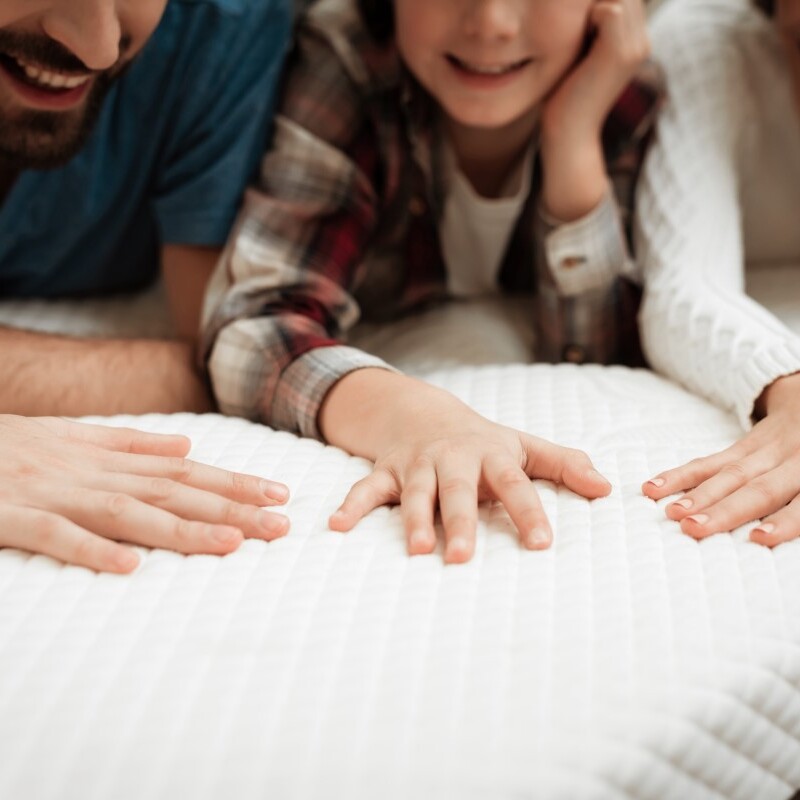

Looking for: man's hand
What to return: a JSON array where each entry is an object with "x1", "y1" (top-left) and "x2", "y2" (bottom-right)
[
  {"x1": 540, "y1": 0, "x2": 650, "y2": 221},
  {"x1": 321, "y1": 370, "x2": 612, "y2": 563},
  {"x1": 642, "y1": 372, "x2": 800, "y2": 546},
  {"x1": 0, "y1": 415, "x2": 290, "y2": 572}
]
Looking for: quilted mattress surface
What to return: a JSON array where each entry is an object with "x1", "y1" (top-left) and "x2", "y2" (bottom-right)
[{"x1": 0, "y1": 364, "x2": 799, "y2": 800}]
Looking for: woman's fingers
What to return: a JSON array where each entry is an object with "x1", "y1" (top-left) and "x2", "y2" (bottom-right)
[
  {"x1": 642, "y1": 444, "x2": 744, "y2": 500},
  {"x1": 751, "y1": 493, "x2": 800, "y2": 546},
  {"x1": 0, "y1": 504, "x2": 141, "y2": 574},
  {"x1": 679, "y1": 464, "x2": 798, "y2": 540}
]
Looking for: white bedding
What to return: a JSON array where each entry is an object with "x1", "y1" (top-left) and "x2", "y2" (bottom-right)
[{"x1": 0, "y1": 286, "x2": 799, "y2": 800}]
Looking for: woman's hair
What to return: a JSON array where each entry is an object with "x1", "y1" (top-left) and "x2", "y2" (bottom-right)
[
  {"x1": 754, "y1": 0, "x2": 775, "y2": 15},
  {"x1": 357, "y1": 0, "x2": 395, "y2": 42}
]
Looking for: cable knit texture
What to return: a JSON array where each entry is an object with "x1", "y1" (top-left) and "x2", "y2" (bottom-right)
[{"x1": 636, "y1": 0, "x2": 800, "y2": 430}]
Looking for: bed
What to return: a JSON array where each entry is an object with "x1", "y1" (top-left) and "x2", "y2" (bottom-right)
[{"x1": 0, "y1": 265, "x2": 798, "y2": 800}]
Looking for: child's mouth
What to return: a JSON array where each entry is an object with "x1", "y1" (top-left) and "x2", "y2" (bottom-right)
[{"x1": 446, "y1": 55, "x2": 531, "y2": 77}]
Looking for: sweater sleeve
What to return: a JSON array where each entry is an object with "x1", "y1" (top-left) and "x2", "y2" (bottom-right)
[{"x1": 634, "y1": 0, "x2": 800, "y2": 430}]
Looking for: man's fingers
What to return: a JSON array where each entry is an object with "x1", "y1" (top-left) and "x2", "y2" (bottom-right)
[
  {"x1": 400, "y1": 460, "x2": 438, "y2": 556},
  {"x1": 101, "y1": 452, "x2": 289, "y2": 505},
  {"x1": 44, "y1": 487, "x2": 245, "y2": 555},
  {"x1": 330, "y1": 469, "x2": 398, "y2": 532},
  {"x1": 47, "y1": 418, "x2": 193, "y2": 457},
  {"x1": 0, "y1": 504, "x2": 140, "y2": 574},
  {"x1": 483, "y1": 455, "x2": 551, "y2": 550},
  {"x1": 436, "y1": 455, "x2": 481, "y2": 564}
]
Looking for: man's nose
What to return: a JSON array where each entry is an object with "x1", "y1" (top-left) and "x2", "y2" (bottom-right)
[{"x1": 41, "y1": 0, "x2": 121, "y2": 70}]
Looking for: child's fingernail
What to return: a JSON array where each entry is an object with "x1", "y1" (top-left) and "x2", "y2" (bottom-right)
[
  {"x1": 687, "y1": 514, "x2": 709, "y2": 526},
  {"x1": 647, "y1": 477, "x2": 666, "y2": 488},
  {"x1": 526, "y1": 528, "x2": 551, "y2": 549},
  {"x1": 446, "y1": 536, "x2": 470, "y2": 560},
  {"x1": 409, "y1": 529, "x2": 431, "y2": 551},
  {"x1": 589, "y1": 469, "x2": 610, "y2": 484},
  {"x1": 671, "y1": 497, "x2": 693, "y2": 510},
  {"x1": 753, "y1": 522, "x2": 776, "y2": 537}
]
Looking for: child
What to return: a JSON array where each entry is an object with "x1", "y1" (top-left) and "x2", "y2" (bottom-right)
[
  {"x1": 639, "y1": 0, "x2": 800, "y2": 546},
  {"x1": 203, "y1": 0, "x2": 659, "y2": 563}
]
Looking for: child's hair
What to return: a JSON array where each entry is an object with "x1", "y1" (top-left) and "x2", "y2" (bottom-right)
[
  {"x1": 754, "y1": 0, "x2": 775, "y2": 15},
  {"x1": 357, "y1": 0, "x2": 394, "y2": 42}
]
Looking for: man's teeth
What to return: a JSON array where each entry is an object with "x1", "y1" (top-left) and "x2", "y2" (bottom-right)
[{"x1": 14, "y1": 56, "x2": 91, "y2": 90}]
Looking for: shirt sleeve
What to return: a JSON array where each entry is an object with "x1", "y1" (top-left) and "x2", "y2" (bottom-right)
[
  {"x1": 635, "y1": 0, "x2": 800, "y2": 430},
  {"x1": 152, "y1": 0, "x2": 293, "y2": 248},
  {"x1": 200, "y1": 25, "x2": 397, "y2": 440}
]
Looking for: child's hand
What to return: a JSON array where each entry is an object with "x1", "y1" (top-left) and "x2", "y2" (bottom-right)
[
  {"x1": 0, "y1": 415, "x2": 290, "y2": 572},
  {"x1": 642, "y1": 373, "x2": 800, "y2": 546},
  {"x1": 326, "y1": 376, "x2": 612, "y2": 563},
  {"x1": 542, "y1": 0, "x2": 650, "y2": 144},
  {"x1": 539, "y1": 0, "x2": 650, "y2": 221}
]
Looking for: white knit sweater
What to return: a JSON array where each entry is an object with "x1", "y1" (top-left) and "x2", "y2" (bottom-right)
[{"x1": 636, "y1": 0, "x2": 800, "y2": 429}]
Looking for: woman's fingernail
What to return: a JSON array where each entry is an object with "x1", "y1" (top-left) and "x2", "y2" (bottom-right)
[
  {"x1": 671, "y1": 497, "x2": 693, "y2": 510},
  {"x1": 589, "y1": 469, "x2": 610, "y2": 484},
  {"x1": 647, "y1": 477, "x2": 666, "y2": 488},
  {"x1": 753, "y1": 522, "x2": 776, "y2": 537},
  {"x1": 686, "y1": 514, "x2": 709, "y2": 526},
  {"x1": 261, "y1": 511, "x2": 289, "y2": 534},
  {"x1": 213, "y1": 525, "x2": 242, "y2": 544},
  {"x1": 446, "y1": 536, "x2": 470, "y2": 560},
  {"x1": 115, "y1": 549, "x2": 140, "y2": 572},
  {"x1": 526, "y1": 528, "x2": 551, "y2": 549}
]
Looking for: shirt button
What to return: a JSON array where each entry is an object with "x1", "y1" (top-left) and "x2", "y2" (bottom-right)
[
  {"x1": 409, "y1": 196, "x2": 427, "y2": 216},
  {"x1": 562, "y1": 344, "x2": 586, "y2": 364},
  {"x1": 560, "y1": 255, "x2": 587, "y2": 269}
]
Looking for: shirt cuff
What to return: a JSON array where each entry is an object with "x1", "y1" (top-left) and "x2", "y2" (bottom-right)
[
  {"x1": 733, "y1": 340, "x2": 800, "y2": 430},
  {"x1": 539, "y1": 190, "x2": 632, "y2": 297},
  {"x1": 271, "y1": 345, "x2": 398, "y2": 441}
]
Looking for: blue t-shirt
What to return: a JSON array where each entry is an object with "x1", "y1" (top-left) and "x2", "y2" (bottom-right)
[{"x1": 0, "y1": 0, "x2": 291, "y2": 298}]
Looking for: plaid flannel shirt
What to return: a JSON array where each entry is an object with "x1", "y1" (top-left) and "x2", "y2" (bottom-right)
[{"x1": 202, "y1": 0, "x2": 663, "y2": 439}]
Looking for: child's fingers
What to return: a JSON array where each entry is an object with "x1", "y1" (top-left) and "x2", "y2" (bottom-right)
[
  {"x1": 400, "y1": 460, "x2": 438, "y2": 556},
  {"x1": 522, "y1": 435, "x2": 611, "y2": 499},
  {"x1": 483, "y1": 454, "x2": 552, "y2": 551},
  {"x1": 330, "y1": 468, "x2": 398, "y2": 532},
  {"x1": 435, "y1": 454, "x2": 481, "y2": 564}
]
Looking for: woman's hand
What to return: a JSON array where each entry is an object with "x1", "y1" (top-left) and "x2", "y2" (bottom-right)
[
  {"x1": 642, "y1": 372, "x2": 800, "y2": 546},
  {"x1": 325, "y1": 373, "x2": 611, "y2": 563},
  {"x1": 0, "y1": 415, "x2": 290, "y2": 572}
]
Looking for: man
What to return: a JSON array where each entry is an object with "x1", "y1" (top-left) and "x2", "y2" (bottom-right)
[{"x1": 0, "y1": 0, "x2": 293, "y2": 571}]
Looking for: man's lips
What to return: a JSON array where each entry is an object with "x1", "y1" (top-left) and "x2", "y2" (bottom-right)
[{"x1": 0, "y1": 52, "x2": 94, "y2": 110}]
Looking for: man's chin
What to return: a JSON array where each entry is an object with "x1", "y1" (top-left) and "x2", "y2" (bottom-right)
[{"x1": 0, "y1": 74, "x2": 112, "y2": 171}]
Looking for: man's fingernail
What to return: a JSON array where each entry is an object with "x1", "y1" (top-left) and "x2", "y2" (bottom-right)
[
  {"x1": 647, "y1": 477, "x2": 666, "y2": 488},
  {"x1": 526, "y1": 528, "x2": 551, "y2": 549},
  {"x1": 686, "y1": 514, "x2": 709, "y2": 526},
  {"x1": 671, "y1": 497, "x2": 693, "y2": 510}
]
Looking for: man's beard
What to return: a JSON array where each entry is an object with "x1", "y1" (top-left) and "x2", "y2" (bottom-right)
[{"x1": 0, "y1": 31, "x2": 128, "y2": 170}]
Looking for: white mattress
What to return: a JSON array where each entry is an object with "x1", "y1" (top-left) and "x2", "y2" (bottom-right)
[{"x1": 1, "y1": 283, "x2": 800, "y2": 800}]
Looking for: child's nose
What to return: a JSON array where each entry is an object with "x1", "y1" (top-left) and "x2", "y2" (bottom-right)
[{"x1": 461, "y1": 0, "x2": 521, "y2": 40}]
